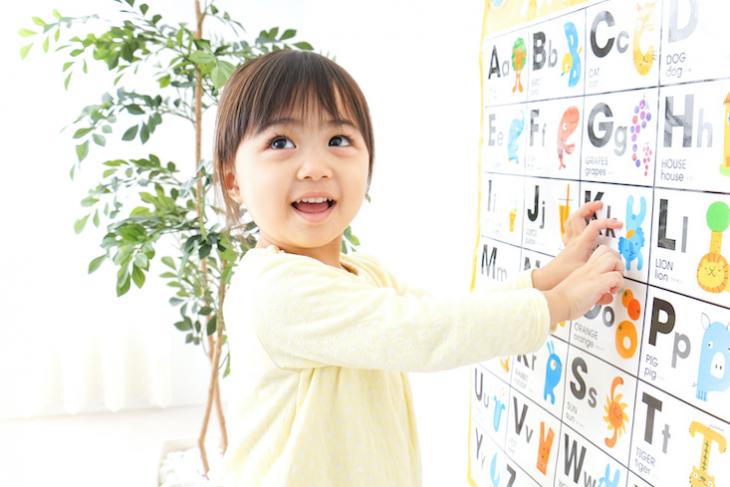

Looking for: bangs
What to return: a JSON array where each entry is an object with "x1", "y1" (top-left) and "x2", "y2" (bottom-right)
[{"x1": 241, "y1": 52, "x2": 369, "y2": 138}]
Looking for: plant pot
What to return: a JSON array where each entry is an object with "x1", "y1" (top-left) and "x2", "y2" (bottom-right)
[{"x1": 158, "y1": 437, "x2": 224, "y2": 487}]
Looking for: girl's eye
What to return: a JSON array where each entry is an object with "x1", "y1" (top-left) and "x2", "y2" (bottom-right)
[
  {"x1": 329, "y1": 135, "x2": 352, "y2": 147},
  {"x1": 269, "y1": 136, "x2": 294, "y2": 150}
]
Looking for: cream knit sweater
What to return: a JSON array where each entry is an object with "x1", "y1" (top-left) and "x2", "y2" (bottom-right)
[{"x1": 221, "y1": 245, "x2": 550, "y2": 486}]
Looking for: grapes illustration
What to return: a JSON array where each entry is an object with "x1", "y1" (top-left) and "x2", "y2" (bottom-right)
[{"x1": 630, "y1": 98, "x2": 652, "y2": 177}]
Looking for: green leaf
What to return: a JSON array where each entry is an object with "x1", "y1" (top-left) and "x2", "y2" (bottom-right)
[
  {"x1": 280, "y1": 29, "x2": 296, "y2": 40},
  {"x1": 80, "y1": 195, "x2": 98, "y2": 207},
  {"x1": 18, "y1": 28, "x2": 37, "y2": 37},
  {"x1": 64, "y1": 72, "x2": 72, "y2": 90},
  {"x1": 140, "y1": 3, "x2": 149, "y2": 15},
  {"x1": 19, "y1": 43, "x2": 33, "y2": 59},
  {"x1": 268, "y1": 27, "x2": 279, "y2": 39},
  {"x1": 223, "y1": 353, "x2": 231, "y2": 377},
  {"x1": 42, "y1": 36, "x2": 49, "y2": 53},
  {"x1": 73, "y1": 127, "x2": 92, "y2": 139},
  {"x1": 129, "y1": 206, "x2": 151, "y2": 217},
  {"x1": 75, "y1": 140, "x2": 89, "y2": 161},
  {"x1": 122, "y1": 125, "x2": 138, "y2": 141},
  {"x1": 88, "y1": 255, "x2": 106, "y2": 274},
  {"x1": 159, "y1": 74, "x2": 170, "y2": 88},
  {"x1": 169, "y1": 297, "x2": 184, "y2": 305},
  {"x1": 74, "y1": 214, "x2": 89, "y2": 234},
  {"x1": 92, "y1": 209, "x2": 100, "y2": 227},
  {"x1": 92, "y1": 133, "x2": 106, "y2": 147},
  {"x1": 118, "y1": 223, "x2": 146, "y2": 241},
  {"x1": 126, "y1": 104, "x2": 144, "y2": 115},
  {"x1": 211, "y1": 60, "x2": 235, "y2": 89},
  {"x1": 102, "y1": 124, "x2": 113, "y2": 134},
  {"x1": 54, "y1": 28, "x2": 60, "y2": 42},
  {"x1": 189, "y1": 50, "x2": 215, "y2": 65},
  {"x1": 198, "y1": 243, "x2": 212, "y2": 258},
  {"x1": 174, "y1": 318, "x2": 192, "y2": 331},
  {"x1": 185, "y1": 333, "x2": 193, "y2": 343},
  {"x1": 293, "y1": 41, "x2": 314, "y2": 50},
  {"x1": 63, "y1": 61, "x2": 73, "y2": 71},
  {"x1": 104, "y1": 159, "x2": 126, "y2": 167},
  {"x1": 134, "y1": 252, "x2": 149, "y2": 270},
  {"x1": 199, "y1": 306, "x2": 213, "y2": 315},
  {"x1": 52, "y1": 9, "x2": 61, "y2": 20},
  {"x1": 206, "y1": 315, "x2": 217, "y2": 336},
  {"x1": 139, "y1": 123, "x2": 149, "y2": 144},
  {"x1": 132, "y1": 264, "x2": 145, "y2": 287},
  {"x1": 161, "y1": 256, "x2": 176, "y2": 270},
  {"x1": 116, "y1": 272, "x2": 131, "y2": 296},
  {"x1": 32, "y1": 16, "x2": 46, "y2": 27}
]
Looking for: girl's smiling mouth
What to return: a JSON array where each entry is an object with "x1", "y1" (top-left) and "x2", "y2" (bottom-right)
[{"x1": 291, "y1": 198, "x2": 337, "y2": 223}]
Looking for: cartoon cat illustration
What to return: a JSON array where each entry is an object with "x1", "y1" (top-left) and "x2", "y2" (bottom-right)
[
  {"x1": 521, "y1": 0, "x2": 553, "y2": 19},
  {"x1": 633, "y1": 1, "x2": 657, "y2": 76}
]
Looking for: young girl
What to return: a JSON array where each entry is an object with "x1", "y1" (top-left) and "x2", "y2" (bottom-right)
[{"x1": 214, "y1": 49, "x2": 624, "y2": 486}]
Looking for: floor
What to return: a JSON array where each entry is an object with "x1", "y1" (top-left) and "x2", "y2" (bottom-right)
[{"x1": 0, "y1": 405, "x2": 223, "y2": 487}]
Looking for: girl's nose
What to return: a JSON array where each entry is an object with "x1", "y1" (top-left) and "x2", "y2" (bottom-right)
[{"x1": 297, "y1": 154, "x2": 333, "y2": 180}]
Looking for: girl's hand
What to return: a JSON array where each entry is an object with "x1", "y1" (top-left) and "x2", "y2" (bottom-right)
[
  {"x1": 532, "y1": 201, "x2": 623, "y2": 291},
  {"x1": 544, "y1": 245, "x2": 625, "y2": 327}
]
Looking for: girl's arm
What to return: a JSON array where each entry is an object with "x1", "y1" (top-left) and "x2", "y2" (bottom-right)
[
  {"x1": 242, "y1": 252, "x2": 551, "y2": 372},
  {"x1": 480, "y1": 268, "x2": 536, "y2": 292}
]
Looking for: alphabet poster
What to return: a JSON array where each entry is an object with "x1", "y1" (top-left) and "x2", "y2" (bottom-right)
[{"x1": 468, "y1": 1, "x2": 730, "y2": 486}]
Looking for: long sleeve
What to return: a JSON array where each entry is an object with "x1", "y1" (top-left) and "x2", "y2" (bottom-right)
[
  {"x1": 482, "y1": 268, "x2": 536, "y2": 291},
  {"x1": 247, "y1": 251, "x2": 551, "y2": 373}
]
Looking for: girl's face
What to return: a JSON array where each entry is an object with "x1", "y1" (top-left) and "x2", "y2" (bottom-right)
[{"x1": 228, "y1": 100, "x2": 369, "y2": 261}]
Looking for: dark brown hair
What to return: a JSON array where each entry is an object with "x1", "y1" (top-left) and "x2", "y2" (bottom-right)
[{"x1": 213, "y1": 49, "x2": 375, "y2": 228}]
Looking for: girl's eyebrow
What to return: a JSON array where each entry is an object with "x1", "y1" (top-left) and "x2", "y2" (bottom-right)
[{"x1": 255, "y1": 117, "x2": 357, "y2": 135}]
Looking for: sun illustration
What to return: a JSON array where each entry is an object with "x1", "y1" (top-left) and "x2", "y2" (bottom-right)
[{"x1": 603, "y1": 376, "x2": 629, "y2": 448}]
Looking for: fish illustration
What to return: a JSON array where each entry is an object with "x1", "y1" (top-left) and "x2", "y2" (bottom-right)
[{"x1": 557, "y1": 106, "x2": 579, "y2": 169}]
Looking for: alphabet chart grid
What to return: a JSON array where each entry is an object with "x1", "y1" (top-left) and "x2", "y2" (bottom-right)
[{"x1": 468, "y1": 1, "x2": 730, "y2": 486}]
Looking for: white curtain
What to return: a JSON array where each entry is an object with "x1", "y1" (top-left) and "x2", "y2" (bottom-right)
[{"x1": 0, "y1": 2, "x2": 219, "y2": 420}]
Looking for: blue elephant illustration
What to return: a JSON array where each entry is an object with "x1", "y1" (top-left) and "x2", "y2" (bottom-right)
[
  {"x1": 696, "y1": 313, "x2": 730, "y2": 401},
  {"x1": 618, "y1": 195, "x2": 646, "y2": 271}
]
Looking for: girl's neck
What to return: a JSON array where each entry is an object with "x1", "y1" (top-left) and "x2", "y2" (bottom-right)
[{"x1": 255, "y1": 235, "x2": 352, "y2": 273}]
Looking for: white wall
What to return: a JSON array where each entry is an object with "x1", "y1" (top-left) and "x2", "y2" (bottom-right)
[{"x1": 1, "y1": 1, "x2": 484, "y2": 484}]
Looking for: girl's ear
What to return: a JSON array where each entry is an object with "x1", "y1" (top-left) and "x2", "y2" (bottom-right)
[{"x1": 224, "y1": 171, "x2": 243, "y2": 205}]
